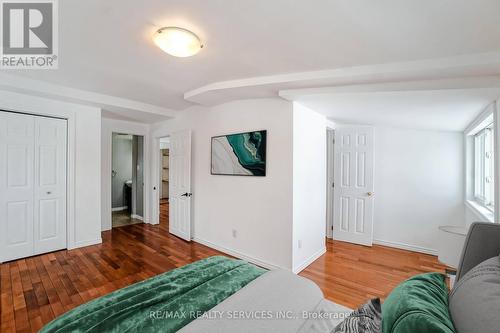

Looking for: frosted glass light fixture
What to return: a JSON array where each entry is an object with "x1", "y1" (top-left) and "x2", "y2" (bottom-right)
[{"x1": 153, "y1": 27, "x2": 203, "y2": 57}]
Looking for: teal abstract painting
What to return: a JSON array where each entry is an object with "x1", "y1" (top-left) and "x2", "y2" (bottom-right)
[{"x1": 211, "y1": 130, "x2": 267, "y2": 176}]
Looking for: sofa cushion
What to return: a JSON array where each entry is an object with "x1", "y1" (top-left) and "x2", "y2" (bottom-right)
[
  {"x1": 449, "y1": 254, "x2": 500, "y2": 333},
  {"x1": 382, "y1": 273, "x2": 455, "y2": 333}
]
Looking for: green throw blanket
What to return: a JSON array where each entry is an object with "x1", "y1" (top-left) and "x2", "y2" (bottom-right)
[{"x1": 40, "y1": 256, "x2": 266, "y2": 333}]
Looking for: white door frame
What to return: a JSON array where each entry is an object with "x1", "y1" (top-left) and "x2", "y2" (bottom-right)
[
  {"x1": 152, "y1": 136, "x2": 165, "y2": 226},
  {"x1": 101, "y1": 118, "x2": 150, "y2": 231},
  {"x1": 151, "y1": 132, "x2": 193, "y2": 237},
  {"x1": 159, "y1": 148, "x2": 165, "y2": 201},
  {"x1": 0, "y1": 109, "x2": 75, "y2": 254},
  {"x1": 326, "y1": 128, "x2": 335, "y2": 239},
  {"x1": 109, "y1": 132, "x2": 146, "y2": 224}
]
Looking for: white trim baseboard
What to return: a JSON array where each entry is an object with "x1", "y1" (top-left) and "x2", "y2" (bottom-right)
[
  {"x1": 69, "y1": 238, "x2": 102, "y2": 250},
  {"x1": 131, "y1": 214, "x2": 144, "y2": 221},
  {"x1": 192, "y1": 237, "x2": 287, "y2": 271},
  {"x1": 112, "y1": 206, "x2": 128, "y2": 212},
  {"x1": 373, "y1": 239, "x2": 437, "y2": 256},
  {"x1": 293, "y1": 247, "x2": 326, "y2": 274}
]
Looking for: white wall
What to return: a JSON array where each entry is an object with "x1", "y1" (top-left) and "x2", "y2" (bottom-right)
[
  {"x1": 101, "y1": 117, "x2": 150, "y2": 230},
  {"x1": 464, "y1": 207, "x2": 487, "y2": 228},
  {"x1": 151, "y1": 98, "x2": 294, "y2": 270},
  {"x1": 73, "y1": 108, "x2": 102, "y2": 247},
  {"x1": 292, "y1": 103, "x2": 327, "y2": 273},
  {"x1": 373, "y1": 126, "x2": 465, "y2": 254},
  {"x1": 0, "y1": 90, "x2": 102, "y2": 248}
]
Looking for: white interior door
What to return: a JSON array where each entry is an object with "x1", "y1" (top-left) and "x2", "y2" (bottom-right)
[
  {"x1": 0, "y1": 112, "x2": 35, "y2": 261},
  {"x1": 0, "y1": 112, "x2": 67, "y2": 262},
  {"x1": 33, "y1": 116, "x2": 67, "y2": 255},
  {"x1": 333, "y1": 126, "x2": 374, "y2": 246},
  {"x1": 169, "y1": 130, "x2": 192, "y2": 241}
]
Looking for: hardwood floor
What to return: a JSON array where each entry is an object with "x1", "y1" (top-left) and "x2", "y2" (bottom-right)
[
  {"x1": 1, "y1": 201, "x2": 446, "y2": 332},
  {"x1": 300, "y1": 239, "x2": 447, "y2": 309},
  {"x1": 111, "y1": 210, "x2": 143, "y2": 228},
  {"x1": 0, "y1": 202, "x2": 222, "y2": 333},
  {"x1": 160, "y1": 198, "x2": 169, "y2": 229}
]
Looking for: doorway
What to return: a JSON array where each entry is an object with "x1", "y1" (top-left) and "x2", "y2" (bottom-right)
[
  {"x1": 153, "y1": 130, "x2": 192, "y2": 241},
  {"x1": 111, "y1": 133, "x2": 144, "y2": 228}
]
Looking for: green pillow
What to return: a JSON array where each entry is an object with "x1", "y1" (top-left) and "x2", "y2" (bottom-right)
[{"x1": 382, "y1": 273, "x2": 456, "y2": 333}]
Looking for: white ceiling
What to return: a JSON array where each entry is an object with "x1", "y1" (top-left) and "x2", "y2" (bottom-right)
[
  {"x1": 294, "y1": 88, "x2": 500, "y2": 131},
  {"x1": 9, "y1": 0, "x2": 500, "y2": 111}
]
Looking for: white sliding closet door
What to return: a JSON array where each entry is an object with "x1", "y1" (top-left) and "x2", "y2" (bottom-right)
[
  {"x1": 34, "y1": 116, "x2": 67, "y2": 255},
  {"x1": 0, "y1": 112, "x2": 35, "y2": 261},
  {"x1": 0, "y1": 112, "x2": 67, "y2": 262}
]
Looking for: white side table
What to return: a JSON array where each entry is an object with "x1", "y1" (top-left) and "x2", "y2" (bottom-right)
[{"x1": 437, "y1": 225, "x2": 468, "y2": 269}]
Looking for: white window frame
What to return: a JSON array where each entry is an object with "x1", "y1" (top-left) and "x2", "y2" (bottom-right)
[
  {"x1": 465, "y1": 104, "x2": 496, "y2": 223},
  {"x1": 473, "y1": 124, "x2": 494, "y2": 210}
]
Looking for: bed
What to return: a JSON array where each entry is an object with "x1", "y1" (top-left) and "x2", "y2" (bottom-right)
[
  {"x1": 40, "y1": 222, "x2": 500, "y2": 333},
  {"x1": 180, "y1": 268, "x2": 352, "y2": 333},
  {"x1": 39, "y1": 256, "x2": 352, "y2": 333}
]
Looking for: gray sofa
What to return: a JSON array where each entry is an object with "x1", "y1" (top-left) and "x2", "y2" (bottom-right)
[
  {"x1": 450, "y1": 222, "x2": 500, "y2": 333},
  {"x1": 455, "y1": 222, "x2": 500, "y2": 281}
]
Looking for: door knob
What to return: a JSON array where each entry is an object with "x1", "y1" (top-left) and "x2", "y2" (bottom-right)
[
  {"x1": 181, "y1": 192, "x2": 192, "y2": 197},
  {"x1": 367, "y1": 192, "x2": 374, "y2": 197},
  {"x1": 46, "y1": 191, "x2": 52, "y2": 195}
]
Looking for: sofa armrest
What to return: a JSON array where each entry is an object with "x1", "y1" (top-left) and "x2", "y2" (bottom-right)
[{"x1": 456, "y1": 222, "x2": 500, "y2": 281}]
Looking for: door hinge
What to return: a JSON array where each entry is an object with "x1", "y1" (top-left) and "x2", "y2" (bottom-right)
[{"x1": 332, "y1": 182, "x2": 335, "y2": 188}]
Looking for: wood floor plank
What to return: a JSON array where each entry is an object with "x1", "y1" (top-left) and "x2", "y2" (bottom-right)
[
  {"x1": 18, "y1": 259, "x2": 44, "y2": 333},
  {"x1": 39, "y1": 255, "x2": 76, "y2": 311},
  {"x1": 1, "y1": 263, "x2": 16, "y2": 333},
  {"x1": 0, "y1": 201, "x2": 446, "y2": 331},
  {"x1": 9, "y1": 262, "x2": 31, "y2": 333},
  {"x1": 32, "y1": 257, "x2": 65, "y2": 319}
]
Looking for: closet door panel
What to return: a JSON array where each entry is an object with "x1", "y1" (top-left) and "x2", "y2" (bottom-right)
[
  {"x1": 0, "y1": 112, "x2": 35, "y2": 262},
  {"x1": 33, "y1": 116, "x2": 67, "y2": 255}
]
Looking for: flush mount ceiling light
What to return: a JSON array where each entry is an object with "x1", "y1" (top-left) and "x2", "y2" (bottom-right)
[{"x1": 153, "y1": 27, "x2": 203, "y2": 57}]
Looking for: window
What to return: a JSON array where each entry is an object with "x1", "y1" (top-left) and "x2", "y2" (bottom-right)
[{"x1": 474, "y1": 123, "x2": 494, "y2": 210}]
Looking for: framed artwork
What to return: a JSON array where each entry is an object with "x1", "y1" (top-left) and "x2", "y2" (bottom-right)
[{"x1": 211, "y1": 130, "x2": 267, "y2": 176}]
